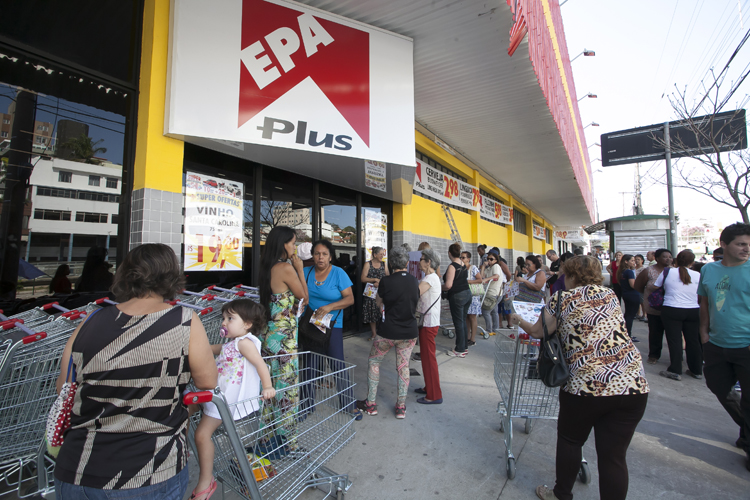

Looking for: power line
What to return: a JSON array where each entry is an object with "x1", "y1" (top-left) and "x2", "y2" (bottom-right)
[{"x1": 661, "y1": 0, "x2": 706, "y2": 100}]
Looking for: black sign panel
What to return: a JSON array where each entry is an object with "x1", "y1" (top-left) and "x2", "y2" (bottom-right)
[{"x1": 600, "y1": 109, "x2": 747, "y2": 166}]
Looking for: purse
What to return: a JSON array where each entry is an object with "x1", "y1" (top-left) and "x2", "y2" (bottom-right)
[
  {"x1": 469, "y1": 283, "x2": 485, "y2": 296},
  {"x1": 537, "y1": 290, "x2": 569, "y2": 388},
  {"x1": 647, "y1": 268, "x2": 670, "y2": 310},
  {"x1": 481, "y1": 294, "x2": 498, "y2": 311},
  {"x1": 415, "y1": 294, "x2": 441, "y2": 327},
  {"x1": 46, "y1": 355, "x2": 77, "y2": 457}
]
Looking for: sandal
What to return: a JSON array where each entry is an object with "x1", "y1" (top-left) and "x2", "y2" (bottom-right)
[{"x1": 190, "y1": 478, "x2": 217, "y2": 500}]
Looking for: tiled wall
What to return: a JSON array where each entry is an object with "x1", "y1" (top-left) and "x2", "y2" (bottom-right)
[{"x1": 130, "y1": 188, "x2": 183, "y2": 255}]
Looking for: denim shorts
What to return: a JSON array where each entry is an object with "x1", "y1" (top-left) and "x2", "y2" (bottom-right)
[{"x1": 55, "y1": 466, "x2": 188, "y2": 500}]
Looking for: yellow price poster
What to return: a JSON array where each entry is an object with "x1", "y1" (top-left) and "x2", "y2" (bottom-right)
[{"x1": 184, "y1": 172, "x2": 243, "y2": 271}]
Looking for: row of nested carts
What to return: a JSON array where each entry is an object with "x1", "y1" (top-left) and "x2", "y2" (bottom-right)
[{"x1": 0, "y1": 285, "x2": 357, "y2": 499}]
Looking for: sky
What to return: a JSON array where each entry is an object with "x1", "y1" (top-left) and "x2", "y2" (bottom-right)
[{"x1": 560, "y1": 0, "x2": 750, "y2": 226}]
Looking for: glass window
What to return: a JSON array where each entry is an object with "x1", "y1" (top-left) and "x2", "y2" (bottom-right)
[
  {"x1": 2, "y1": 118, "x2": 9, "y2": 124},
  {"x1": 89, "y1": 175, "x2": 100, "y2": 186},
  {"x1": 106, "y1": 177, "x2": 118, "y2": 189},
  {"x1": 514, "y1": 209, "x2": 528, "y2": 235},
  {"x1": 261, "y1": 168, "x2": 313, "y2": 243},
  {"x1": 34, "y1": 209, "x2": 71, "y2": 221},
  {"x1": 75, "y1": 212, "x2": 108, "y2": 223},
  {"x1": 1, "y1": 131, "x2": 7, "y2": 138},
  {"x1": 546, "y1": 228, "x2": 552, "y2": 244},
  {"x1": 111, "y1": 214, "x2": 119, "y2": 224},
  {"x1": 58, "y1": 171, "x2": 72, "y2": 183}
]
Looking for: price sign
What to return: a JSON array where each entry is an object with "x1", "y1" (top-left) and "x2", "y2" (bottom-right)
[{"x1": 184, "y1": 171, "x2": 244, "y2": 271}]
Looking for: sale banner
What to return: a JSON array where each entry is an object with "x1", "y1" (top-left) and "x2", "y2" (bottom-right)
[
  {"x1": 532, "y1": 223, "x2": 546, "y2": 240},
  {"x1": 553, "y1": 229, "x2": 585, "y2": 241},
  {"x1": 414, "y1": 158, "x2": 513, "y2": 224},
  {"x1": 184, "y1": 171, "x2": 244, "y2": 271}
]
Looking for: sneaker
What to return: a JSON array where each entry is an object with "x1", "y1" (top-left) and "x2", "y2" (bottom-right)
[
  {"x1": 446, "y1": 350, "x2": 467, "y2": 358},
  {"x1": 359, "y1": 400, "x2": 377, "y2": 416},
  {"x1": 685, "y1": 370, "x2": 703, "y2": 380},
  {"x1": 660, "y1": 370, "x2": 681, "y2": 381},
  {"x1": 467, "y1": 340, "x2": 476, "y2": 347},
  {"x1": 535, "y1": 485, "x2": 556, "y2": 500},
  {"x1": 395, "y1": 405, "x2": 406, "y2": 419},
  {"x1": 735, "y1": 381, "x2": 742, "y2": 392}
]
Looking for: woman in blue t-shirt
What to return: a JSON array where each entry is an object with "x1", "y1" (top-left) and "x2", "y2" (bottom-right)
[
  {"x1": 302, "y1": 239, "x2": 362, "y2": 419},
  {"x1": 617, "y1": 254, "x2": 641, "y2": 342}
]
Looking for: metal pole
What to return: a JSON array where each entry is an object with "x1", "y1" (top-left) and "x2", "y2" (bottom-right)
[
  {"x1": 25, "y1": 230, "x2": 31, "y2": 261},
  {"x1": 664, "y1": 122, "x2": 678, "y2": 253},
  {"x1": 105, "y1": 233, "x2": 110, "y2": 261},
  {"x1": 68, "y1": 234, "x2": 74, "y2": 263}
]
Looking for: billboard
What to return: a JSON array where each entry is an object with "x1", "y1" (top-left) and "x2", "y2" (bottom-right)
[
  {"x1": 166, "y1": 0, "x2": 415, "y2": 166},
  {"x1": 600, "y1": 109, "x2": 747, "y2": 166}
]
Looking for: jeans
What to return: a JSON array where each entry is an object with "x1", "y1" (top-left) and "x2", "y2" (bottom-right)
[
  {"x1": 647, "y1": 313, "x2": 665, "y2": 360},
  {"x1": 703, "y1": 341, "x2": 750, "y2": 453},
  {"x1": 661, "y1": 306, "x2": 702, "y2": 375},
  {"x1": 55, "y1": 466, "x2": 188, "y2": 500},
  {"x1": 448, "y1": 289, "x2": 472, "y2": 353},
  {"x1": 482, "y1": 305, "x2": 499, "y2": 332},
  {"x1": 622, "y1": 297, "x2": 640, "y2": 337},
  {"x1": 554, "y1": 391, "x2": 648, "y2": 500}
]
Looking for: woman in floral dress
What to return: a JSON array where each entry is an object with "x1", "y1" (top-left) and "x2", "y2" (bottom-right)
[
  {"x1": 361, "y1": 247, "x2": 389, "y2": 340},
  {"x1": 259, "y1": 226, "x2": 308, "y2": 448},
  {"x1": 461, "y1": 251, "x2": 483, "y2": 346}
]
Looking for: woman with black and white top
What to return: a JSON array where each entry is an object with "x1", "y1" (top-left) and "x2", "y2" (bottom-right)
[
  {"x1": 654, "y1": 249, "x2": 702, "y2": 381},
  {"x1": 514, "y1": 255, "x2": 547, "y2": 303}
]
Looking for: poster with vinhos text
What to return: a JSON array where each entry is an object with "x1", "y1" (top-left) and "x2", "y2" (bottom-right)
[{"x1": 184, "y1": 171, "x2": 244, "y2": 271}]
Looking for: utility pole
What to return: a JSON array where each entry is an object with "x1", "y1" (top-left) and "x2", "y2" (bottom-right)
[
  {"x1": 664, "y1": 122, "x2": 678, "y2": 253},
  {"x1": 634, "y1": 163, "x2": 644, "y2": 215}
]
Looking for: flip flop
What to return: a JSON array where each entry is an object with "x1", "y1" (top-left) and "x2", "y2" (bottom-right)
[
  {"x1": 416, "y1": 397, "x2": 443, "y2": 404},
  {"x1": 189, "y1": 478, "x2": 217, "y2": 500}
]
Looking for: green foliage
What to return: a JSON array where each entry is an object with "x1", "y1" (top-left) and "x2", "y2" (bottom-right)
[{"x1": 61, "y1": 134, "x2": 107, "y2": 164}]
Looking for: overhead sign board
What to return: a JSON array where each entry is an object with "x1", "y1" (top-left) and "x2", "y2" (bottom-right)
[
  {"x1": 166, "y1": 0, "x2": 415, "y2": 166},
  {"x1": 600, "y1": 109, "x2": 747, "y2": 166}
]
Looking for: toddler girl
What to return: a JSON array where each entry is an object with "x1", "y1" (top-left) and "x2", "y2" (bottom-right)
[{"x1": 190, "y1": 300, "x2": 275, "y2": 500}]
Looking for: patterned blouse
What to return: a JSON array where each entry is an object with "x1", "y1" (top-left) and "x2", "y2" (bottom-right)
[{"x1": 545, "y1": 285, "x2": 649, "y2": 397}]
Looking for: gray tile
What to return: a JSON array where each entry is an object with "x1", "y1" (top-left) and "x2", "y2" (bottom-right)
[
  {"x1": 148, "y1": 209, "x2": 161, "y2": 222},
  {"x1": 161, "y1": 201, "x2": 172, "y2": 212},
  {"x1": 160, "y1": 222, "x2": 171, "y2": 233},
  {"x1": 151, "y1": 190, "x2": 162, "y2": 201},
  {"x1": 171, "y1": 211, "x2": 183, "y2": 223}
]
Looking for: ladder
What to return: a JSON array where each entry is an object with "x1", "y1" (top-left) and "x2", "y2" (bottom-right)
[{"x1": 442, "y1": 204, "x2": 463, "y2": 248}]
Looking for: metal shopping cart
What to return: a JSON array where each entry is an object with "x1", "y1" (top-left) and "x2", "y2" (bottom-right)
[
  {"x1": 493, "y1": 331, "x2": 590, "y2": 482},
  {"x1": 0, "y1": 317, "x2": 79, "y2": 497},
  {"x1": 441, "y1": 278, "x2": 499, "y2": 340},
  {"x1": 183, "y1": 352, "x2": 357, "y2": 500}
]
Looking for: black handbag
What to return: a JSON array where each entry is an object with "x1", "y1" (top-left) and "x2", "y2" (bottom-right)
[{"x1": 537, "y1": 290, "x2": 570, "y2": 388}]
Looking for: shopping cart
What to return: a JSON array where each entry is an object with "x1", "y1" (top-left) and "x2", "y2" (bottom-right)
[
  {"x1": 475, "y1": 279, "x2": 501, "y2": 340},
  {"x1": 493, "y1": 331, "x2": 590, "y2": 482},
  {"x1": 0, "y1": 317, "x2": 79, "y2": 497},
  {"x1": 183, "y1": 352, "x2": 357, "y2": 500},
  {"x1": 441, "y1": 278, "x2": 499, "y2": 340}
]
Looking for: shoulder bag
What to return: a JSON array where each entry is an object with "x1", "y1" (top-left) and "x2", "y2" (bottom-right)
[
  {"x1": 415, "y1": 294, "x2": 441, "y2": 327},
  {"x1": 537, "y1": 289, "x2": 569, "y2": 388},
  {"x1": 647, "y1": 268, "x2": 670, "y2": 310}
]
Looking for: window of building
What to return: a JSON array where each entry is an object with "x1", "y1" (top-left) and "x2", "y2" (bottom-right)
[
  {"x1": 37, "y1": 186, "x2": 76, "y2": 199},
  {"x1": 479, "y1": 189, "x2": 507, "y2": 227},
  {"x1": 77, "y1": 190, "x2": 120, "y2": 203},
  {"x1": 58, "y1": 171, "x2": 72, "y2": 183},
  {"x1": 0, "y1": 131, "x2": 7, "y2": 138},
  {"x1": 106, "y1": 177, "x2": 118, "y2": 189},
  {"x1": 89, "y1": 175, "x2": 100, "y2": 186},
  {"x1": 414, "y1": 150, "x2": 469, "y2": 213},
  {"x1": 514, "y1": 209, "x2": 527, "y2": 235},
  {"x1": 75, "y1": 212, "x2": 108, "y2": 223},
  {"x1": 2, "y1": 118, "x2": 9, "y2": 124},
  {"x1": 35, "y1": 136, "x2": 47, "y2": 144},
  {"x1": 111, "y1": 214, "x2": 119, "y2": 224},
  {"x1": 546, "y1": 228, "x2": 552, "y2": 244},
  {"x1": 34, "y1": 209, "x2": 71, "y2": 221}
]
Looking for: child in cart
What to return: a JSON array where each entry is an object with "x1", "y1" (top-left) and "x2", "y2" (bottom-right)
[{"x1": 189, "y1": 300, "x2": 276, "y2": 500}]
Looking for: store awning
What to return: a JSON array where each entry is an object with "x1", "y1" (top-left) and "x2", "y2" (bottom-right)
[{"x1": 299, "y1": 0, "x2": 595, "y2": 226}]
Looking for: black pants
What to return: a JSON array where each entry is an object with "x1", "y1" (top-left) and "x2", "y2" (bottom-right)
[
  {"x1": 647, "y1": 313, "x2": 665, "y2": 360},
  {"x1": 661, "y1": 306, "x2": 702, "y2": 375},
  {"x1": 554, "y1": 390, "x2": 648, "y2": 500},
  {"x1": 622, "y1": 298, "x2": 640, "y2": 337},
  {"x1": 703, "y1": 341, "x2": 750, "y2": 453},
  {"x1": 611, "y1": 282, "x2": 622, "y2": 303}
]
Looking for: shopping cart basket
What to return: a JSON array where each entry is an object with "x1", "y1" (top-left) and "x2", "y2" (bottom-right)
[
  {"x1": 493, "y1": 331, "x2": 590, "y2": 482},
  {"x1": 0, "y1": 317, "x2": 79, "y2": 497},
  {"x1": 183, "y1": 352, "x2": 357, "y2": 500}
]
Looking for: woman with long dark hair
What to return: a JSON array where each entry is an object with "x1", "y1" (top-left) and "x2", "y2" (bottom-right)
[
  {"x1": 654, "y1": 249, "x2": 701, "y2": 381},
  {"x1": 443, "y1": 243, "x2": 471, "y2": 357},
  {"x1": 258, "y1": 226, "x2": 308, "y2": 447},
  {"x1": 49, "y1": 264, "x2": 72, "y2": 294},
  {"x1": 617, "y1": 254, "x2": 641, "y2": 342}
]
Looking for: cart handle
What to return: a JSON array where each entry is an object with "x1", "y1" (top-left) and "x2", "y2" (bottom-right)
[
  {"x1": 167, "y1": 300, "x2": 213, "y2": 316},
  {"x1": 42, "y1": 302, "x2": 61, "y2": 311},
  {"x1": 206, "y1": 285, "x2": 245, "y2": 296},
  {"x1": 23, "y1": 332, "x2": 47, "y2": 344},
  {"x1": 94, "y1": 297, "x2": 119, "y2": 306},
  {"x1": 180, "y1": 290, "x2": 205, "y2": 297},
  {"x1": 0, "y1": 318, "x2": 23, "y2": 330},
  {"x1": 183, "y1": 391, "x2": 213, "y2": 405}
]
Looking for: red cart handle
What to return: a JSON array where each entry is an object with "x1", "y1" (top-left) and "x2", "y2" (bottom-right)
[
  {"x1": 42, "y1": 302, "x2": 60, "y2": 311},
  {"x1": 22, "y1": 332, "x2": 47, "y2": 344},
  {"x1": 183, "y1": 391, "x2": 213, "y2": 405}
]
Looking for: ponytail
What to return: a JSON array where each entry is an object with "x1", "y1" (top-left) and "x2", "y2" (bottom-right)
[{"x1": 675, "y1": 249, "x2": 695, "y2": 284}]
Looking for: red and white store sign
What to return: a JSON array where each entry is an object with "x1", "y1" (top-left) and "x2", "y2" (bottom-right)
[
  {"x1": 554, "y1": 229, "x2": 585, "y2": 241},
  {"x1": 166, "y1": 0, "x2": 415, "y2": 166},
  {"x1": 414, "y1": 159, "x2": 513, "y2": 225},
  {"x1": 532, "y1": 223, "x2": 546, "y2": 240}
]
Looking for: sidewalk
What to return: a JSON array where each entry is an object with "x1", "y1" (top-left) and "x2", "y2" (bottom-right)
[{"x1": 181, "y1": 317, "x2": 750, "y2": 499}]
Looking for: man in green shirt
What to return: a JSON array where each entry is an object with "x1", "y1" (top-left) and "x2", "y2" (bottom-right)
[{"x1": 698, "y1": 223, "x2": 750, "y2": 471}]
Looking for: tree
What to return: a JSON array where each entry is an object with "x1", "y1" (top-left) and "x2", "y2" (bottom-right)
[
  {"x1": 61, "y1": 133, "x2": 107, "y2": 164},
  {"x1": 652, "y1": 71, "x2": 749, "y2": 223}
]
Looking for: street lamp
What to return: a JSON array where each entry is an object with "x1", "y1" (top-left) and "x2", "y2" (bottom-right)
[
  {"x1": 578, "y1": 93, "x2": 598, "y2": 102},
  {"x1": 571, "y1": 49, "x2": 595, "y2": 63},
  {"x1": 584, "y1": 122, "x2": 600, "y2": 129}
]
